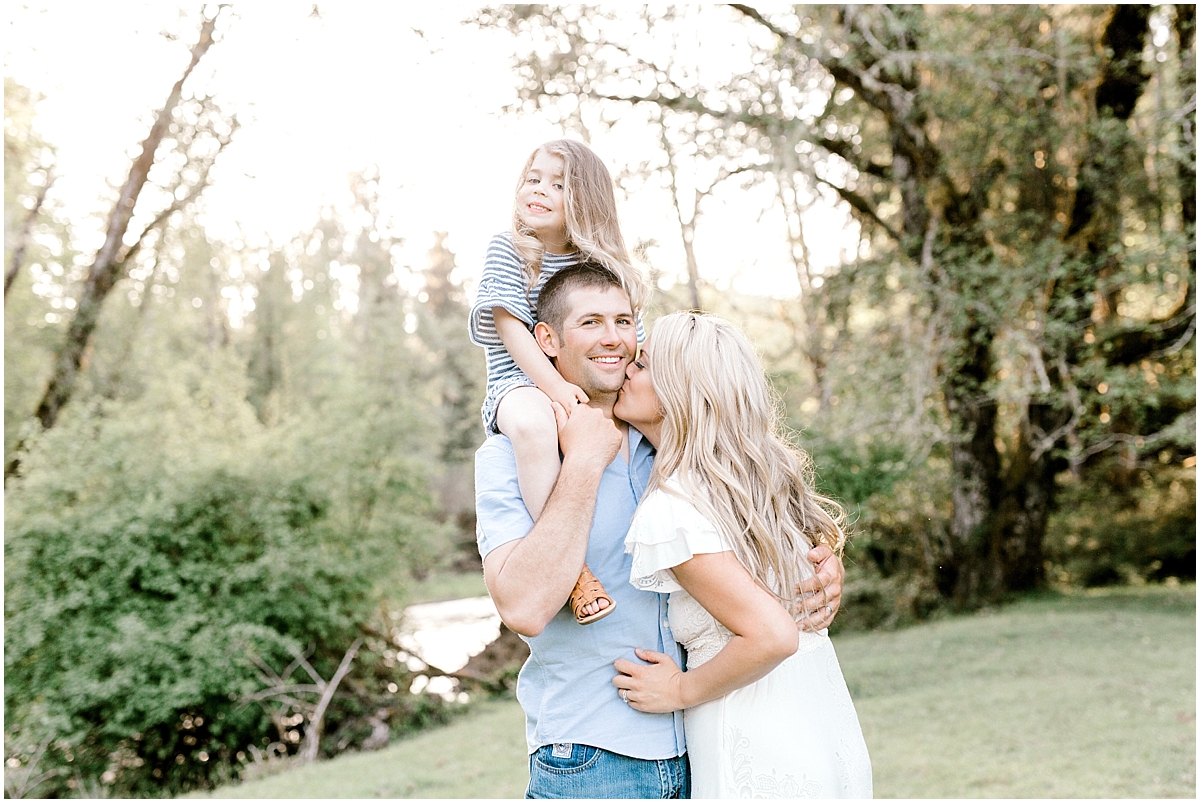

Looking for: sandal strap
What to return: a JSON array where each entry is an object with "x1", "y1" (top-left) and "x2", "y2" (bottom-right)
[{"x1": 570, "y1": 565, "x2": 613, "y2": 618}]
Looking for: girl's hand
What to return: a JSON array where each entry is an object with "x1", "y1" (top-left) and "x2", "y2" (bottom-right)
[
  {"x1": 612, "y1": 649, "x2": 687, "y2": 713},
  {"x1": 547, "y1": 381, "x2": 589, "y2": 412}
]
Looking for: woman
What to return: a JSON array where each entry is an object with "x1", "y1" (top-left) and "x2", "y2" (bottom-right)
[{"x1": 612, "y1": 311, "x2": 872, "y2": 799}]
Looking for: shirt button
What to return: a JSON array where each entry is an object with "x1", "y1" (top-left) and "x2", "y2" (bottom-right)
[{"x1": 662, "y1": 620, "x2": 670, "y2": 628}]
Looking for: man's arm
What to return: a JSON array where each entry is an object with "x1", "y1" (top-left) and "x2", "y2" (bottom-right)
[{"x1": 482, "y1": 403, "x2": 622, "y2": 637}]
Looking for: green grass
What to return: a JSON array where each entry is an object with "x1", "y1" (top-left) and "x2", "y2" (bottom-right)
[
  {"x1": 838, "y1": 584, "x2": 1195, "y2": 798},
  {"x1": 195, "y1": 584, "x2": 1195, "y2": 799},
  {"x1": 404, "y1": 569, "x2": 489, "y2": 605},
  {"x1": 197, "y1": 700, "x2": 529, "y2": 799}
]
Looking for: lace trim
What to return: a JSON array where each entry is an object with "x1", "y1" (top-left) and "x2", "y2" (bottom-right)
[
  {"x1": 726, "y1": 725, "x2": 823, "y2": 798},
  {"x1": 626, "y1": 541, "x2": 683, "y2": 594}
]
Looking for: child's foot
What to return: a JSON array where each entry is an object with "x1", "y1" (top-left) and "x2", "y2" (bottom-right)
[{"x1": 570, "y1": 564, "x2": 616, "y2": 625}]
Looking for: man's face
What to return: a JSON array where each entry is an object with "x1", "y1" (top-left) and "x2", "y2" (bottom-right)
[{"x1": 540, "y1": 285, "x2": 637, "y2": 399}]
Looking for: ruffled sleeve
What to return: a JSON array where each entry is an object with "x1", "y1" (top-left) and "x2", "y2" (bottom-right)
[{"x1": 624, "y1": 484, "x2": 730, "y2": 594}]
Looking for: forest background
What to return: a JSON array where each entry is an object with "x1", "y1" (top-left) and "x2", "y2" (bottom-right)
[{"x1": 4, "y1": 4, "x2": 1194, "y2": 798}]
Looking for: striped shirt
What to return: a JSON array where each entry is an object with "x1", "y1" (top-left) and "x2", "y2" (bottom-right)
[
  {"x1": 468, "y1": 232, "x2": 582, "y2": 433},
  {"x1": 468, "y1": 231, "x2": 644, "y2": 434}
]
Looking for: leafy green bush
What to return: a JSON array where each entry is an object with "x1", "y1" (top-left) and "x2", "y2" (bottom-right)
[
  {"x1": 3, "y1": 358, "x2": 452, "y2": 797},
  {"x1": 809, "y1": 440, "x2": 951, "y2": 630},
  {"x1": 1044, "y1": 463, "x2": 1196, "y2": 588}
]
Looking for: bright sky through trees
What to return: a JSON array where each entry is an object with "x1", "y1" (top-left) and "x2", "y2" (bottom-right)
[{"x1": 5, "y1": 2, "x2": 853, "y2": 300}]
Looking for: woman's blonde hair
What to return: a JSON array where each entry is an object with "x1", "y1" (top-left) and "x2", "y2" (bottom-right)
[
  {"x1": 646, "y1": 312, "x2": 847, "y2": 616},
  {"x1": 511, "y1": 139, "x2": 648, "y2": 313}
]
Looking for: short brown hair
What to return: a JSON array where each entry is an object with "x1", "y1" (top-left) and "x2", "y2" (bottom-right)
[{"x1": 536, "y1": 262, "x2": 627, "y2": 335}]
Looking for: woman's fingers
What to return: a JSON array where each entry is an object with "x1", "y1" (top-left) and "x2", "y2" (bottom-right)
[
  {"x1": 634, "y1": 648, "x2": 668, "y2": 663},
  {"x1": 613, "y1": 657, "x2": 639, "y2": 677}
]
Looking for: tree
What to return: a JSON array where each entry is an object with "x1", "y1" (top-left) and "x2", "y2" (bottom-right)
[
  {"x1": 3, "y1": 79, "x2": 77, "y2": 461},
  {"x1": 6, "y1": 6, "x2": 236, "y2": 481},
  {"x1": 416, "y1": 232, "x2": 485, "y2": 465},
  {"x1": 478, "y1": 4, "x2": 1195, "y2": 605},
  {"x1": 3, "y1": 78, "x2": 56, "y2": 301}
]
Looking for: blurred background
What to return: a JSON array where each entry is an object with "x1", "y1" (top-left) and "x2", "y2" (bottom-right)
[{"x1": 4, "y1": 3, "x2": 1194, "y2": 798}]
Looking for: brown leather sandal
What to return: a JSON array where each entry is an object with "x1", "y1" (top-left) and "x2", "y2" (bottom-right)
[{"x1": 569, "y1": 564, "x2": 616, "y2": 625}]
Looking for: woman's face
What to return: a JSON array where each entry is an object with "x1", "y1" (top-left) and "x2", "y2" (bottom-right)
[{"x1": 614, "y1": 337, "x2": 663, "y2": 447}]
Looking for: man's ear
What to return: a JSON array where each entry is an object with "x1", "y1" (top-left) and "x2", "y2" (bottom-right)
[{"x1": 534, "y1": 321, "x2": 559, "y2": 358}]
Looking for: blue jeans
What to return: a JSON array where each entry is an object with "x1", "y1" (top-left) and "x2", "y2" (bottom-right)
[{"x1": 527, "y1": 743, "x2": 690, "y2": 799}]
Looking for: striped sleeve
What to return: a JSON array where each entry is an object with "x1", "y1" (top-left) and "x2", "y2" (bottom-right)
[{"x1": 468, "y1": 233, "x2": 535, "y2": 348}]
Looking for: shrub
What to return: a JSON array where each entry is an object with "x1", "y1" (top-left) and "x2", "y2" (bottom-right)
[
  {"x1": 3, "y1": 362, "x2": 451, "y2": 796},
  {"x1": 1044, "y1": 463, "x2": 1196, "y2": 588}
]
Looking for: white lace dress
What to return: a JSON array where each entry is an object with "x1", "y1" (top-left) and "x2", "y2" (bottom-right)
[{"x1": 625, "y1": 484, "x2": 873, "y2": 799}]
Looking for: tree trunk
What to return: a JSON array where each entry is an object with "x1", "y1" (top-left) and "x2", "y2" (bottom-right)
[
  {"x1": 5, "y1": 173, "x2": 53, "y2": 301},
  {"x1": 1175, "y1": 4, "x2": 1196, "y2": 280},
  {"x1": 6, "y1": 12, "x2": 223, "y2": 482},
  {"x1": 993, "y1": 5, "x2": 1155, "y2": 596}
]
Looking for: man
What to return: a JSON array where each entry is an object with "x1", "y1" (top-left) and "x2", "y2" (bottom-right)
[{"x1": 474, "y1": 263, "x2": 844, "y2": 798}]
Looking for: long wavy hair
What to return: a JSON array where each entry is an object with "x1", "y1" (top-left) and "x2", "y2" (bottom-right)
[
  {"x1": 645, "y1": 312, "x2": 848, "y2": 616},
  {"x1": 511, "y1": 139, "x2": 648, "y2": 314}
]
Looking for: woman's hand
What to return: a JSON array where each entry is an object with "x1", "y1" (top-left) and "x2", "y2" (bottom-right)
[
  {"x1": 795, "y1": 545, "x2": 845, "y2": 632},
  {"x1": 612, "y1": 649, "x2": 687, "y2": 713}
]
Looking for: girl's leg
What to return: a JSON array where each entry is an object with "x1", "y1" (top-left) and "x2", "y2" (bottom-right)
[
  {"x1": 496, "y1": 387, "x2": 560, "y2": 521},
  {"x1": 496, "y1": 388, "x2": 614, "y2": 624}
]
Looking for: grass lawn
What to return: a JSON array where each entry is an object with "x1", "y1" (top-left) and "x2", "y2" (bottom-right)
[
  {"x1": 198, "y1": 700, "x2": 528, "y2": 799},
  {"x1": 195, "y1": 584, "x2": 1195, "y2": 799},
  {"x1": 838, "y1": 584, "x2": 1195, "y2": 798},
  {"x1": 404, "y1": 569, "x2": 489, "y2": 605}
]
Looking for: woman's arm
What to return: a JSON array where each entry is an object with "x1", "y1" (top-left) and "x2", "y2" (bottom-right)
[
  {"x1": 613, "y1": 551, "x2": 797, "y2": 713},
  {"x1": 493, "y1": 307, "x2": 587, "y2": 408}
]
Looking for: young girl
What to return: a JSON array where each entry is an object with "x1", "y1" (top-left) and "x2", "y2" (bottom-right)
[{"x1": 468, "y1": 139, "x2": 649, "y2": 625}]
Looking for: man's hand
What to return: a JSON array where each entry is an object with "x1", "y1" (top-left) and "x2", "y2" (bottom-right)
[
  {"x1": 552, "y1": 401, "x2": 622, "y2": 470},
  {"x1": 795, "y1": 544, "x2": 844, "y2": 632}
]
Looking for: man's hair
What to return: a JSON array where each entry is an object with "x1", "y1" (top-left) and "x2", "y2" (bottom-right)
[{"x1": 536, "y1": 261, "x2": 627, "y2": 335}]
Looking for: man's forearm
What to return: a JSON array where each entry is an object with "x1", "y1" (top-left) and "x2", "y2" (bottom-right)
[{"x1": 484, "y1": 453, "x2": 606, "y2": 636}]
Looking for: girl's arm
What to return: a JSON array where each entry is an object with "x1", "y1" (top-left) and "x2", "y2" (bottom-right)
[
  {"x1": 613, "y1": 551, "x2": 798, "y2": 712},
  {"x1": 494, "y1": 307, "x2": 588, "y2": 408}
]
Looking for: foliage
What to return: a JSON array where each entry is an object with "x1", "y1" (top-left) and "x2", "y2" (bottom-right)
[
  {"x1": 3, "y1": 334, "x2": 465, "y2": 796},
  {"x1": 3, "y1": 360, "x2": 354, "y2": 796},
  {"x1": 1044, "y1": 462, "x2": 1196, "y2": 587},
  {"x1": 4, "y1": 111, "x2": 470, "y2": 794},
  {"x1": 3, "y1": 77, "x2": 76, "y2": 460},
  {"x1": 476, "y1": 3, "x2": 1196, "y2": 607}
]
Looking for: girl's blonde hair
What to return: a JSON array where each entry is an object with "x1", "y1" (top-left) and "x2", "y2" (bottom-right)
[
  {"x1": 511, "y1": 139, "x2": 648, "y2": 313},
  {"x1": 646, "y1": 312, "x2": 848, "y2": 617}
]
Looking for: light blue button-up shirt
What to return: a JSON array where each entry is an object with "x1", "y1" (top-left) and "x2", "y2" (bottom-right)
[{"x1": 474, "y1": 427, "x2": 686, "y2": 760}]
